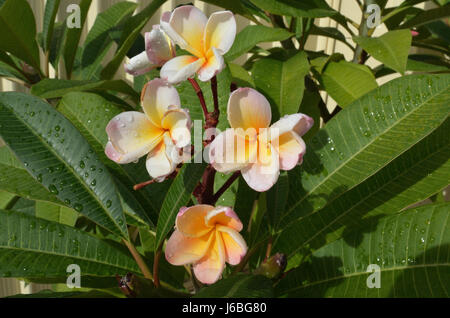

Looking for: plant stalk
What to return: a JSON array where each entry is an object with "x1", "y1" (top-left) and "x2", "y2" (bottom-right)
[{"x1": 122, "y1": 239, "x2": 153, "y2": 280}]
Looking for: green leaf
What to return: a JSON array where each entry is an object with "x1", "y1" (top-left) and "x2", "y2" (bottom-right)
[
  {"x1": 0, "y1": 92, "x2": 128, "y2": 239},
  {"x1": 35, "y1": 201, "x2": 78, "y2": 226},
  {"x1": 0, "y1": 61, "x2": 27, "y2": 81},
  {"x1": 42, "y1": 0, "x2": 60, "y2": 52},
  {"x1": 252, "y1": 51, "x2": 310, "y2": 120},
  {"x1": 0, "y1": 210, "x2": 139, "y2": 278},
  {"x1": 266, "y1": 172, "x2": 288, "y2": 231},
  {"x1": 198, "y1": 0, "x2": 258, "y2": 22},
  {"x1": 0, "y1": 190, "x2": 15, "y2": 209},
  {"x1": 233, "y1": 177, "x2": 258, "y2": 237},
  {"x1": 400, "y1": 4, "x2": 450, "y2": 29},
  {"x1": 155, "y1": 163, "x2": 206, "y2": 249},
  {"x1": 225, "y1": 25, "x2": 293, "y2": 61},
  {"x1": 321, "y1": 60, "x2": 378, "y2": 107},
  {"x1": 353, "y1": 30, "x2": 412, "y2": 75},
  {"x1": 276, "y1": 203, "x2": 450, "y2": 297},
  {"x1": 275, "y1": 117, "x2": 450, "y2": 260},
  {"x1": 48, "y1": 22, "x2": 68, "y2": 71},
  {"x1": 277, "y1": 73, "x2": 450, "y2": 250},
  {"x1": 250, "y1": 0, "x2": 336, "y2": 17},
  {"x1": 0, "y1": 0, "x2": 40, "y2": 70},
  {"x1": 194, "y1": 274, "x2": 274, "y2": 298},
  {"x1": 63, "y1": 0, "x2": 91, "y2": 78},
  {"x1": 309, "y1": 25, "x2": 353, "y2": 51},
  {"x1": 228, "y1": 63, "x2": 255, "y2": 88},
  {"x1": 31, "y1": 79, "x2": 139, "y2": 102}
]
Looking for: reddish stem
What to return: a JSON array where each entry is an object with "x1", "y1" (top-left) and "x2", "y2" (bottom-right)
[
  {"x1": 188, "y1": 77, "x2": 208, "y2": 117},
  {"x1": 211, "y1": 76, "x2": 219, "y2": 114},
  {"x1": 133, "y1": 179, "x2": 156, "y2": 191},
  {"x1": 212, "y1": 171, "x2": 241, "y2": 204}
]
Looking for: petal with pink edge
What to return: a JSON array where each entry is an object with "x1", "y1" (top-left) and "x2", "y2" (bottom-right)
[
  {"x1": 165, "y1": 230, "x2": 213, "y2": 266},
  {"x1": 273, "y1": 131, "x2": 306, "y2": 170},
  {"x1": 145, "y1": 25, "x2": 175, "y2": 66},
  {"x1": 197, "y1": 47, "x2": 225, "y2": 82},
  {"x1": 160, "y1": 55, "x2": 204, "y2": 85},
  {"x1": 205, "y1": 206, "x2": 243, "y2": 232},
  {"x1": 145, "y1": 135, "x2": 177, "y2": 180},
  {"x1": 217, "y1": 225, "x2": 247, "y2": 265},
  {"x1": 268, "y1": 113, "x2": 314, "y2": 140},
  {"x1": 204, "y1": 11, "x2": 236, "y2": 55},
  {"x1": 176, "y1": 204, "x2": 214, "y2": 237},
  {"x1": 161, "y1": 107, "x2": 192, "y2": 148},
  {"x1": 227, "y1": 87, "x2": 272, "y2": 130},
  {"x1": 193, "y1": 231, "x2": 225, "y2": 284},
  {"x1": 124, "y1": 51, "x2": 154, "y2": 76},
  {"x1": 105, "y1": 112, "x2": 164, "y2": 164},
  {"x1": 141, "y1": 78, "x2": 181, "y2": 127}
]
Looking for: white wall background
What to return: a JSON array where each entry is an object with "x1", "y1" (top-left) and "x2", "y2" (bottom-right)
[{"x1": 0, "y1": 0, "x2": 434, "y2": 297}]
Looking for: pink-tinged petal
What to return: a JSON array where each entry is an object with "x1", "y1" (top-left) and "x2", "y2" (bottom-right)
[
  {"x1": 141, "y1": 78, "x2": 181, "y2": 127},
  {"x1": 165, "y1": 230, "x2": 213, "y2": 266},
  {"x1": 197, "y1": 47, "x2": 225, "y2": 82},
  {"x1": 145, "y1": 25, "x2": 175, "y2": 66},
  {"x1": 176, "y1": 204, "x2": 215, "y2": 237},
  {"x1": 205, "y1": 206, "x2": 243, "y2": 232},
  {"x1": 145, "y1": 135, "x2": 177, "y2": 180},
  {"x1": 124, "y1": 51, "x2": 154, "y2": 76},
  {"x1": 204, "y1": 11, "x2": 236, "y2": 55},
  {"x1": 242, "y1": 142, "x2": 280, "y2": 192},
  {"x1": 227, "y1": 87, "x2": 272, "y2": 130},
  {"x1": 217, "y1": 225, "x2": 247, "y2": 265},
  {"x1": 105, "y1": 112, "x2": 164, "y2": 164},
  {"x1": 160, "y1": 55, "x2": 204, "y2": 85},
  {"x1": 193, "y1": 231, "x2": 225, "y2": 284},
  {"x1": 209, "y1": 129, "x2": 257, "y2": 174},
  {"x1": 273, "y1": 131, "x2": 306, "y2": 170},
  {"x1": 268, "y1": 113, "x2": 314, "y2": 140},
  {"x1": 164, "y1": 5, "x2": 207, "y2": 57},
  {"x1": 161, "y1": 107, "x2": 192, "y2": 148}
]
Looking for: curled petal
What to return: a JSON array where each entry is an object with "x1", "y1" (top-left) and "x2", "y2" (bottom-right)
[
  {"x1": 145, "y1": 25, "x2": 175, "y2": 66},
  {"x1": 161, "y1": 107, "x2": 192, "y2": 148},
  {"x1": 105, "y1": 112, "x2": 164, "y2": 164},
  {"x1": 141, "y1": 78, "x2": 181, "y2": 126},
  {"x1": 145, "y1": 134, "x2": 178, "y2": 180},
  {"x1": 124, "y1": 51, "x2": 154, "y2": 76},
  {"x1": 273, "y1": 131, "x2": 306, "y2": 170},
  {"x1": 268, "y1": 113, "x2": 314, "y2": 140},
  {"x1": 204, "y1": 11, "x2": 236, "y2": 55},
  {"x1": 160, "y1": 55, "x2": 204, "y2": 85},
  {"x1": 197, "y1": 47, "x2": 225, "y2": 82},
  {"x1": 193, "y1": 231, "x2": 225, "y2": 284},
  {"x1": 176, "y1": 204, "x2": 214, "y2": 237},
  {"x1": 165, "y1": 230, "x2": 212, "y2": 266},
  {"x1": 242, "y1": 142, "x2": 280, "y2": 192},
  {"x1": 217, "y1": 225, "x2": 247, "y2": 265},
  {"x1": 205, "y1": 206, "x2": 243, "y2": 232},
  {"x1": 227, "y1": 87, "x2": 272, "y2": 130}
]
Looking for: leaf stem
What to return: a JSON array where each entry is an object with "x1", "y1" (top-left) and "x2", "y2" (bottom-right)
[
  {"x1": 188, "y1": 77, "x2": 209, "y2": 118},
  {"x1": 122, "y1": 239, "x2": 153, "y2": 280},
  {"x1": 153, "y1": 242, "x2": 163, "y2": 288}
]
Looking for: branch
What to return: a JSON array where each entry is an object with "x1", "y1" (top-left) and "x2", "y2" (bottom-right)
[
  {"x1": 122, "y1": 239, "x2": 153, "y2": 280},
  {"x1": 188, "y1": 77, "x2": 208, "y2": 118},
  {"x1": 212, "y1": 171, "x2": 241, "y2": 204}
]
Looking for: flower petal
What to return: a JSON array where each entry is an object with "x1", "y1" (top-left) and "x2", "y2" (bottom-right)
[
  {"x1": 273, "y1": 131, "x2": 306, "y2": 170},
  {"x1": 217, "y1": 225, "x2": 247, "y2": 265},
  {"x1": 165, "y1": 230, "x2": 213, "y2": 266},
  {"x1": 197, "y1": 47, "x2": 225, "y2": 82},
  {"x1": 124, "y1": 51, "x2": 154, "y2": 76},
  {"x1": 193, "y1": 231, "x2": 225, "y2": 284},
  {"x1": 205, "y1": 206, "x2": 243, "y2": 232},
  {"x1": 145, "y1": 134, "x2": 178, "y2": 180},
  {"x1": 163, "y1": 5, "x2": 207, "y2": 57},
  {"x1": 227, "y1": 87, "x2": 272, "y2": 130},
  {"x1": 176, "y1": 204, "x2": 214, "y2": 237},
  {"x1": 145, "y1": 25, "x2": 175, "y2": 66},
  {"x1": 242, "y1": 142, "x2": 280, "y2": 192},
  {"x1": 160, "y1": 55, "x2": 204, "y2": 85},
  {"x1": 161, "y1": 107, "x2": 192, "y2": 148},
  {"x1": 105, "y1": 111, "x2": 164, "y2": 164},
  {"x1": 204, "y1": 11, "x2": 236, "y2": 55},
  {"x1": 268, "y1": 113, "x2": 314, "y2": 140},
  {"x1": 141, "y1": 78, "x2": 181, "y2": 127},
  {"x1": 209, "y1": 128, "x2": 257, "y2": 174}
]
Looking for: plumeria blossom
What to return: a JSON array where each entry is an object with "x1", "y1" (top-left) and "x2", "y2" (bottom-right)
[
  {"x1": 165, "y1": 205, "x2": 247, "y2": 285},
  {"x1": 209, "y1": 88, "x2": 314, "y2": 192},
  {"x1": 124, "y1": 25, "x2": 175, "y2": 76},
  {"x1": 105, "y1": 78, "x2": 192, "y2": 180},
  {"x1": 159, "y1": 5, "x2": 236, "y2": 84}
]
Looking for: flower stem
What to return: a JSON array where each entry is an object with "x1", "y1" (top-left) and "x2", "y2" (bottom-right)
[
  {"x1": 153, "y1": 242, "x2": 163, "y2": 288},
  {"x1": 212, "y1": 171, "x2": 241, "y2": 204},
  {"x1": 211, "y1": 76, "x2": 219, "y2": 114},
  {"x1": 122, "y1": 239, "x2": 153, "y2": 280},
  {"x1": 188, "y1": 77, "x2": 208, "y2": 117}
]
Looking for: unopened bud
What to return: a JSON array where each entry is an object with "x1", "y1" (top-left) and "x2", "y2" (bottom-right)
[{"x1": 253, "y1": 253, "x2": 287, "y2": 279}]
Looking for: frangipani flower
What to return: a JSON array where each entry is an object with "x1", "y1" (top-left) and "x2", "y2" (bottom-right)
[
  {"x1": 105, "y1": 78, "x2": 192, "y2": 180},
  {"x1": 209, "y1": 88, "x2": 314, "y2": 192},
  {"x1": 159, "y1": 5, "x2": 236, "y2": 84},
  {"x1": 165, "y1": 205, "x2": 247, "y2": 285},
  {"x1": 125, "y1": 25, "x2": 175, "y2": 76}
]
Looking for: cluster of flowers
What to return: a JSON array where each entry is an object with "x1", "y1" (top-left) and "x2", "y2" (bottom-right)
[{"x1": 105, "y1": 6, "x2": 313, "y2": 284}]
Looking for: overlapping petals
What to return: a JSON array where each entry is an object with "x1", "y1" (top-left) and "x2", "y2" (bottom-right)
[
  {"x1": 125, "y1": 25, "x2": 175, "y2": 76},
  {"x1": 166, "y1": 205, "x2": 247, "y2": 285},
  {"x1": 160, "y1": 5, "x2": 236, "y2": 84},
  {"x1": 209, "y1": 87, "x2": 314, "y2": 192},
  {"x1": 105, "y1": 79, "x2": 192, "y2": 180}
]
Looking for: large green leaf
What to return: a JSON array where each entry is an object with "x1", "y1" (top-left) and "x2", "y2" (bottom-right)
[
  {"x1": 0, "y1": 0, "x2": 40, "y2": 70},
  {"x1": 42, "y1": 0, "x2": 60, "y2": 52},
  {"x1": 400, "y1": 4, "x2": 450, "y2": 29},
  {"x1": 277, "y1": 73, "x2": 450, "y2": 247},
  {"x1": 0, "y1": 92, "x2": 128, "y2": 239},
  {"x1": 35, "y1": 201, "x2": 78, "y2": 227},
  {"x1": 0, "y1": 210, "x2": 139, "y2": 279},
  {"x1": 250, "y1": 0, "x2": 336, "y2": 17},
  {"x1": 155, "y1": 163, "x2": 206, "y2": 249},
  {"x1": 321, "y1": 60, "x2": 378, "y2": 107},
  {"x1": 225, "y1": 25, "x2": 293, "y2": 61},
  {"x1": 276, "y1": 203, "x2": 450, "y2": 297},
  {"x1": 194, "y1": 274, "x2": 274, "y2": 298},
  {"x1": 276, "y1": 117, "x2": 450, "y2": 260},
  {"x1": 252, "y1": 51, "x2": 310, "y2": 120},
  {"x1": 353, "y1": 30, "x2": 412, "y2": 75}
]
